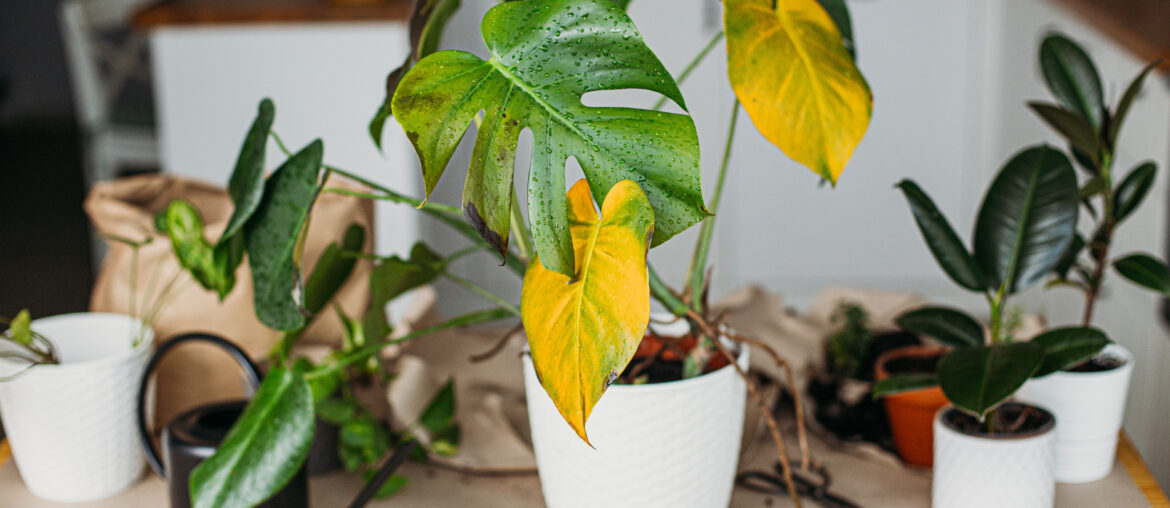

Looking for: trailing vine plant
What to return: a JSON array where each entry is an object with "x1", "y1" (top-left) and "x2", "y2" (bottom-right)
[{"x1": 176, "y1": 1, "x2": 875, "y2": 507}]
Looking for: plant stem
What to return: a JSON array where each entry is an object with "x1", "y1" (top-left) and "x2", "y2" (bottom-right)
[
  {"x1": 509, "y1": 191, "x2": 534, "y2": 262},
  {"x1": 649, "y1": 264, "x2": 690, "y2": 316},
  {"x1": 307, "y1": 308, "x2": 514, "y2": 380},
  {"x1": 652, "y1": 31, "x2": 725, "y2": 111},
  {"x1": 1081, "y1": 151, "x2": 1115, "y2": 326},
  {"x1": 440, "y1": 270, "x2": 521, "y2": 316},
  {"x1": 685, "y1": 101, "x2": 739, "y2": 308}
]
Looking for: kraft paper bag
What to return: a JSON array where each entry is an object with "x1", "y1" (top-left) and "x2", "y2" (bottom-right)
[{"x1": 85, "y1": 174, "x2": 373, "y2": 424}]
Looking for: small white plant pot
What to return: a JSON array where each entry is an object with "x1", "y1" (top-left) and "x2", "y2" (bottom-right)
[
  {"x1": 0, "y1": 313, "x2": 154, "y2": 502},
  {"x1": 1015, "y1": 343, "x2": 1134, "y2": 483},
  {"x1": 932, "y1": 404, "x2": 1056, "y2": 508},
  {"x1": 522, "y1": 320, "x2": 749, "y2": 508}
]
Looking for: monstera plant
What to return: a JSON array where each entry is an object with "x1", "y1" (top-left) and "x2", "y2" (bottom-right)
[{"x1": 184, "y1": 0, "x2": 872, "y2": 506}]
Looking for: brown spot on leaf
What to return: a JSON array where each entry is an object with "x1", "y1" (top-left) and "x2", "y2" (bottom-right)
[{"x1": 463, "y1": 201, "x2": 509, "y2": 262}]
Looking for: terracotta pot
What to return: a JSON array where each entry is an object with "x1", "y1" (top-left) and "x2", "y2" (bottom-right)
[{"x1": 874, "y1": 344, "x2": 948, "y2": 467}]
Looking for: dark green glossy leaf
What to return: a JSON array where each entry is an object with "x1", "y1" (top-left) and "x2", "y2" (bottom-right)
[
  {"x1": 815, "y1": 0, "x2": 855, "y2": 59},
  {"x1": 392, "y1": 0, "x2": 706, "y2": 278},
  {"x1": 895, "y1": 306, "x2": 983, "y2": 348},
  {"x1": 363, "y1": 243, "x2": 442, "y2": 339},
  {"x1": 316, "y1": 397, "x2": 357, "y2": 426},
  {"x1": 1039, "y1": 33, "x2": 1105, "y2": 132},
  {"x1": 608, "y1": 0, "x2": 631, "y2": 9},
  {"x1": 1114, "y1": 253, "x2": 1170, "y2": 295},
  {"x1": 937, "y1": 342, "x2": 1044, "y2": 421},
  {"x1": 369, "y1": 0, "x2": 462, "y2": 149},
  {"x1": 164, "y1": 201, "x2": 237, "y2": 298},
  {"x1": 419, "y1": 379, "x2": 456, "y2": 435},
  {"x1": 1053, "y1": 233, "x2": 1085, "y2": 279},
  {"x1": 190, "y1": 366, "x2": 315, "y2": 508},
  {"x1": 303, "y1": 224, "x2": 365, "y2": 315},
  {"x1": 222, "y1": 99, "x2": 276, "y2": 243},
  {"x1": 1030, "y1": 326, "x2": 1109, "y2": 377},
  {"x1": 974, "y1": 146, "x2": 1079, "y2": 294},
  {"x1": 1028, "y1": 102, "x2": 1098, "y2": 157},
  {"x1": 1108, "y1": 60, "x2": 1160, "y2": 148},
  {"x1": 1071, "y1": 145, "x2": 1100, "y2": 175},
  {"x1": 872, "y1": 374, "x2": 938, "y2": 399},
  {"x1": 1079, "y1": 176, "x2": 1106, "y2": 200},
  {"x1": 1114, "y1": 161, "x2": 1156, "y2": 222},
  {"x1": 370, "y1": 473, "x2": 409, "y2": 499},
  {"x1": 244, "y1": 140, "x2": 324, "y2": 331},
  {"x1": 896, "y1": 180, "x2": 987, "y2": 291}
]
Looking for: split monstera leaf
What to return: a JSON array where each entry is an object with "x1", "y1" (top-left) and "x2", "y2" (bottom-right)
[{"x1": 389, "y1": 0, "x2": 871, "y2": 441}]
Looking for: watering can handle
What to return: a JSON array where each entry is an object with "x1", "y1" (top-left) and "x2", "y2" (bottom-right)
[{"x1": 135, "y1": 332, "x2": 263, "y2": 478}]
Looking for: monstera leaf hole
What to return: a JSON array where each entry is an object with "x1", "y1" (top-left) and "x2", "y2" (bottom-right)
[
  {"x1": 580, "y1": 88, "x2": 685, "y2": 113},
  {"x1": 392, "y1": 0, "x2": 707, "y2": 280}
]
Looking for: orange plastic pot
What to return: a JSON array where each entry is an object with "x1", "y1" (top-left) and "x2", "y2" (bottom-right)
[{"x1": 874, "y1": 345, "x2": 948, "y2": 468}]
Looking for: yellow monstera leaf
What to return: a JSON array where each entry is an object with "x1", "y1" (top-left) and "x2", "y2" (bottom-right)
[
  {"x1": 724, "y1": 0, "x2": 873, "y2": 184},
  {"x1": 521, "y1": 179, "x2": 654, "y2": 443}
]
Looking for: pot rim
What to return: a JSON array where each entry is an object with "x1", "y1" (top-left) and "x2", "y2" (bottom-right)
[
  {"x1": 0, "y1": 312, "x2": 154, "y2": 374},
  {"x1": 522, "y1": 340, "x2": 749, "y2": 395},
  {"x1": 936, "y1": 402, "x2": 1055, "y2": 440},
  {"x1": 1037, "y1": 342, "x2": 1133, "y2": 378},
  {"x1": 874, "y1": 343, "x2": 948, "y2": 381}
]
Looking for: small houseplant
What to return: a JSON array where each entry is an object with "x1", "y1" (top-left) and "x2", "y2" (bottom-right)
[
  {"x1": 177, "y1": 0, "x2": 875, "y2": 507},
  {"x1": 1015, "y1": 32, "x2": 1164, "y2": 483},
  {"x1": 0, "y1": 306, "x2": 155, "y2": 502},
  {"x1": 877, "y1": 143, "x2": 1111, "y2": 507}
]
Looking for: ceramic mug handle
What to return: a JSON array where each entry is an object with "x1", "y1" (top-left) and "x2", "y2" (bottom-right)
[{"x1": 135, "y1": 333, "x2": 262, "y2": 478}]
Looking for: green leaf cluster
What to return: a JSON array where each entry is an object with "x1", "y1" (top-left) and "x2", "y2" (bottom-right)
[
  {"x1": 888, "y1": 140, "x2": 1108, "y2": 422},
  {"x1": 1027, "y1": 33, "x2": 1170, "y2": 306}
]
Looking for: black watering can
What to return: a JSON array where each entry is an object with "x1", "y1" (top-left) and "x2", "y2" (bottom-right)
[{"x1": 136, "y1": 333, "x2": 308, "y2": 508}]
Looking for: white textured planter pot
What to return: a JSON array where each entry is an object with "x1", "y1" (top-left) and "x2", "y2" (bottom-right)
[
  {"x1": 522, "y1": 323, "x2": 748, "y2": 508},
  {"x1": 1016, "y1": 343, "x2": 1133, "y2": 483},
  {"x1": 932, "y1": 404, "x2": 1056, "y2": 508},
  {"x1": 0, "y1": 313, "x2": 154, "y2": 502}
]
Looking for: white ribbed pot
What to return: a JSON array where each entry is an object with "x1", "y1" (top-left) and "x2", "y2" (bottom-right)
[
  {"x1": 522, "y1": 321, "x2": 749, "y2": 508},
  {"x1": 932, "y1": 404, "x2": 1056, "y2": 508},
  {"x1": 0, "y1": 313, "x2": 154, "y2": 502},
  {"x1": 1016, "y1": 343, "x2": 1133, "y2": 483}
]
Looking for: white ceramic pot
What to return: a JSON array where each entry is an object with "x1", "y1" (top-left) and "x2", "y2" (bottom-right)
[
  {"x1": 522, "y1": 320, "x2": 749, "y2": 508},
  {"x1": 1015, "y1": 343, "x2": 1133, "y2": 483},
  {"x1": 0, "y1": 313, "x2": 154, "y2": 502},
  {"x1": 932, "y1": 404, "x2": 1056, "y2": 508}
]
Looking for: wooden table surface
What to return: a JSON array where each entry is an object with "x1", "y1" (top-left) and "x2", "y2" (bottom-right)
[{"x1": 132, "y1": 0, "x2": 412, "y2": 29}]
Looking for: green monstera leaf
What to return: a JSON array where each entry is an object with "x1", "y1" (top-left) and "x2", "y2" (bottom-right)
[{"x1": 392, "y1": 0, "x2": 707, "y2": 278}]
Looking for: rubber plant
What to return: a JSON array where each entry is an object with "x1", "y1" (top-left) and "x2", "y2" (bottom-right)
[
  {"x1": 874, "y1": 144, "x2": 1110, "y2": 430},
  {"x1": 1027, "y1": 33, "x2": 1170, "y2": 328},
  {"x1": 186, "y1": 0, "x2": 873, "y2": 507}
]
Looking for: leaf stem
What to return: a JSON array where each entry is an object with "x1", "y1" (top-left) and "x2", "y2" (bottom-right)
[
  {"x1": 440, "y1": 270, "x2": 521, "y2": 316},
  {"x1": 306, "y1": 308, "x2": 514, "y2": 380},
  {"x1": 652, "y1": 31, "x2": 725, "y2": 111},
  {"x1": 649, "y1": 264, "x2": 690, "y2": 316},
  {"x1": 685, "y1": 100, "x2": 739, "y2": 308},
  {"x1": 1081, "y1": 150, "x2": 1115, "y2": 326},
  {"x1": 509, "y1": 191, "x2": 534, "y2": 262}
]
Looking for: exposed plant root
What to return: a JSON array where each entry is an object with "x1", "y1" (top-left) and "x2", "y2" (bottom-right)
[
  {"x1": 469, "y1": 324, "x2": 523, "y2": 363},
  {"x1": 687, "y1": 309, "x2": 803, "y2": 508},
  {"x1": 726, "y1": 331, "x2": 813, "y2": 472}
]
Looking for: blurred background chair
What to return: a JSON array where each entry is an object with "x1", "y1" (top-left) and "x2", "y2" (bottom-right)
[{"x1": 59, "y1": 0, "x2": 158, "y2": 187}]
